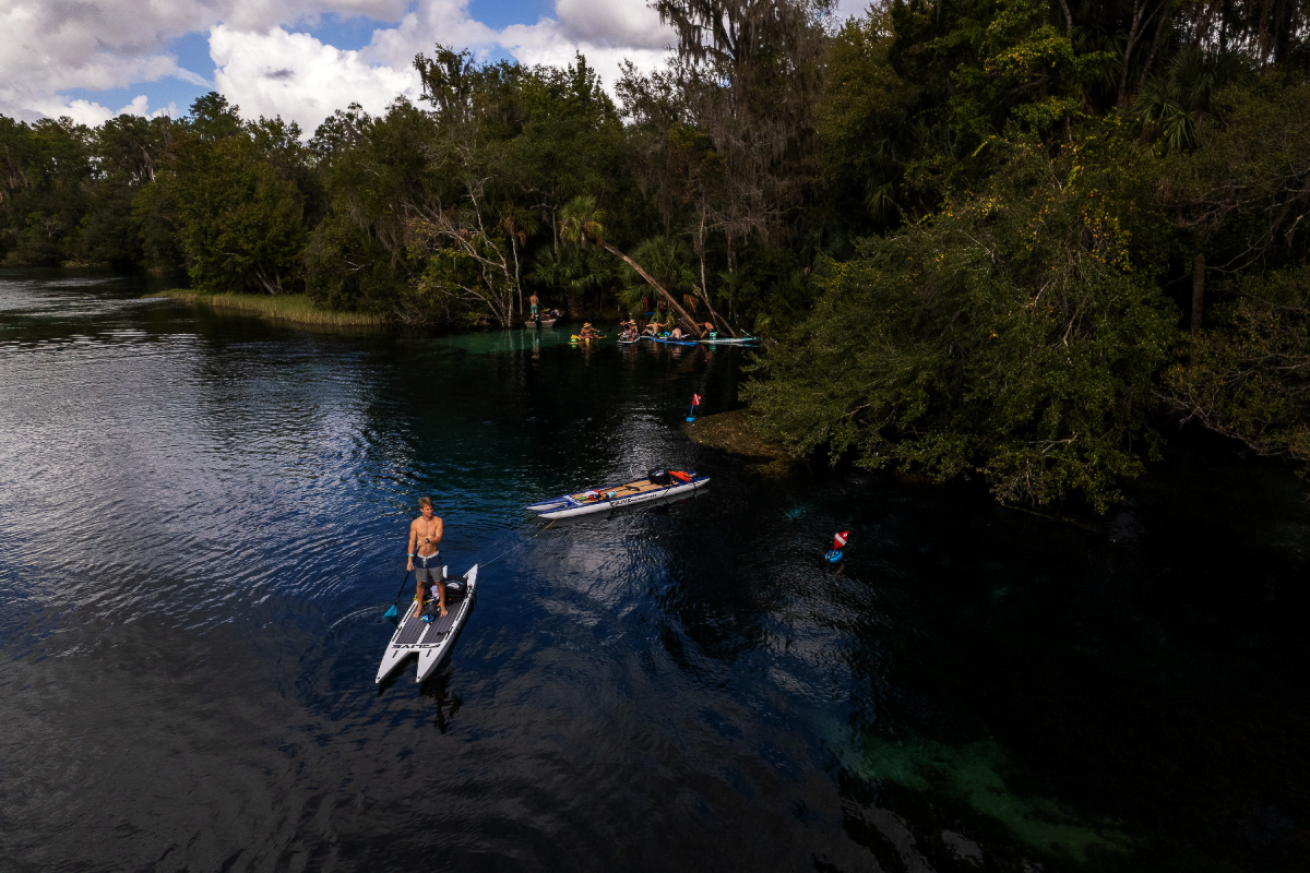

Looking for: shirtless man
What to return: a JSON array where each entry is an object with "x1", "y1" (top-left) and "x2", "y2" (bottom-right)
[
  {"x1": 529, "y1": 292, "x2": 540, "y2": 321},
  {"x1": 408, "y1": 497, "x2": 446, "y2": 618}
]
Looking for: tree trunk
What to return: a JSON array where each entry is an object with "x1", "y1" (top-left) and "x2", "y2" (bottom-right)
[
  {"x1": 1191, "y1": 252, "x2": 1205, "y2": 336},
  {"x1": 601, "y1": 241, "x2": 699, "y2": 331},
  {"x1": 726, "y1": 241, "x2": 738, "y2": 324},
  {"x1": 510, "y1": 232, "x2": 522, "y2": 316},
  {"x1": 1117, "y1": 1, "x2": 1146, "y2": 110},
  {"x1": 1117, "y1": 0, "x2": 1170, "y2": 109},
  {"x1": 1136, "y1": 15, "x2": 1167, "y2": 95},
  {"x1": 1057, "y1": 0, "x2": 1073, "y2": 36},
  {"x1": 694, "y1": 209, "x2": 738, "y2": 337}
]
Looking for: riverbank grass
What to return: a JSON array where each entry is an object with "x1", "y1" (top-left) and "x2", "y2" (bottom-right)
[
  {"x1": 149, "y1": 289, "x2": 389, "y2": 328},
  {"x1": 682, "y1": 408, "x2": 804, "y2": 478}
]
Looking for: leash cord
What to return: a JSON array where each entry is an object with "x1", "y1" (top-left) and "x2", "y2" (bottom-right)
[{"x1": 479, "y1": 518, "x2": 557, "y2": 569}]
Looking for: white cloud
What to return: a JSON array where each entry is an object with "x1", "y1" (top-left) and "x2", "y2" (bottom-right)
[
  {"x1": 52, "y1": 99, "x2": 115, "y2": 128},
  {"x1": 358, "y1": 0, "x2": 675, "y2": 100},
  {"x1": 360, "y1": 0, "x2": 500, "y2": 66},
  {"x1": 212, "y1": 0, "x2": 676, "y2": 134},
  {"x1": 0, "y1": 0, "x2": 413, "y2": 122},
  {"x1": 32, "y1": 94, "x2": 177, "y2": 128},
  {"x1": 211, "y1": 25, "x2": 421, "y2": 132},
  {"x1": 0, "y1": 0, "x2": 692, "y2": 129},
  {"x1": 552, "y1": 0, "x2": 670, "y2": 50}
]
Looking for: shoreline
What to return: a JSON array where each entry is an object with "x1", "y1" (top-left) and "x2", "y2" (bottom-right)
[{"x1": 148, "y1": 289, "x2": 391, "y2": 328}]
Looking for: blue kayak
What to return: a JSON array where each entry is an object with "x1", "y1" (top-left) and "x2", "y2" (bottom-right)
[{"x1": 643, "y1": 335, "x2": 699, "y2": 347}]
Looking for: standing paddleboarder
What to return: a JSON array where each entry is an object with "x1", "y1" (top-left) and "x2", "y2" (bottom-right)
[{"x1": 408, "y1": 497, "x2": 446, "y2": 619}]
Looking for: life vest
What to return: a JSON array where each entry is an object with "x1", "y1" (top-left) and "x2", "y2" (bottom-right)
[{"x1": 669, "y1": 470, "x2": 692, "y2": 483}]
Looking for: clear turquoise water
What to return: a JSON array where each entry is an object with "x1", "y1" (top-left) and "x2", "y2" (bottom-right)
[{"x1": 1, "y1": 268, "x2": 1308, "y2": 872}]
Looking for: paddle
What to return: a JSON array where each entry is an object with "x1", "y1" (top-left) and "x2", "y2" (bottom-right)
[{"x1": 383, "y1": 563, "x2": 413, "y2": 620}]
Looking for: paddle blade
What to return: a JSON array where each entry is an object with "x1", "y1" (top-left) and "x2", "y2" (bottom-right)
[{"x1": 384, "y1": 604, "x2": 398, "y2": 620}]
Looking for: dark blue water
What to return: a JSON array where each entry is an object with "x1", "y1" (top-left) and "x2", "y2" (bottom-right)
[{"x1": 2, "y1": 268, "x2": 1308, "y2": 872}]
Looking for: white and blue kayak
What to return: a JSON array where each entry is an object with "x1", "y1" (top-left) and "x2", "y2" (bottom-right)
[
  {"x1": 527, "y1": 471, "x2": 709, "y2": 518},
  {"x1": 643, "y1": 335, "x2": 699, "y2": 346},
  {"x1": 699, "y1": 335, "x2": 757, "y2": 345},
  {"x1": 376, "y1": 565, "x2": 479, "y2": 684}
]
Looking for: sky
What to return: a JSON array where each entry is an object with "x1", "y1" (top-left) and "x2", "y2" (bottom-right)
[{"x1": 2, "y1": 0, "x2": 865, "y2": 136}]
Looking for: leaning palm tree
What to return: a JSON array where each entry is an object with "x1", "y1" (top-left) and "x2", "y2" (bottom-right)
[
  {"x1": 616, "y1": 236, "x2": 696, "y2": 316},
  {"x1": 558, "y1": 195, "x2": 699, "y2": 332}
]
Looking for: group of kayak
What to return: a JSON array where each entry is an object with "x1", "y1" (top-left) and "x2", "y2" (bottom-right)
[
  {"x1": 625, "y1": 318, "x2": 752, "y2": 344},
  {"x1": 568, "y1": 318, "x2": 757, "y2": 347}
]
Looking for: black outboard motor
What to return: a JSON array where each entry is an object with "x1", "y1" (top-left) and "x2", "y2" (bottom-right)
[{"x1": 647, "y1": 469, "x2": 671, "y2": 485}]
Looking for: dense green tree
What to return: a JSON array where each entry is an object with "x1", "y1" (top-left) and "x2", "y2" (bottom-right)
[
  {"x1": 0, "y1": 117, "x2": 92, "y2": 264},
  {"x1": 306, "y1": 99, "x2": 436, "y2": 314},
  {"x1": 399, "y1": 49, "x2": 632, "y2": 325},
  {"x1": 745, "y1": 124, "x2": 1178, "y2": 509},
  {"x1": 169, "y1": 134, "x2": 307, "y2": 292},
  {"x1": 1165, "y1": 266, "x2": 1310, "y2": 463},
  {"x1": 143, "y1": 95, "x2": 310, "y2": 293}
]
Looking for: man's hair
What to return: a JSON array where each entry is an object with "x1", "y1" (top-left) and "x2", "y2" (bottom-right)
[{"x1": 418, "y1": 496, "x2": 433, "y2": 510}]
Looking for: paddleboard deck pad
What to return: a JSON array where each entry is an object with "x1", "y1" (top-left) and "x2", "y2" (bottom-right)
[{"x1": 376, "y1": 565, "x2": 479, "y2": 684}]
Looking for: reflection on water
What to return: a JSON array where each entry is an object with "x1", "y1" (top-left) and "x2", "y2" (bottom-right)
[{"x1": 1, "y1": 268, "x2": 1309, "y2": 872}]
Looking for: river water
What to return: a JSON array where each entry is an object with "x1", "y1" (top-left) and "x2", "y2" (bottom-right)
[{"x1": 1, "y1": 268, "x2": 1308, "y2": 873}]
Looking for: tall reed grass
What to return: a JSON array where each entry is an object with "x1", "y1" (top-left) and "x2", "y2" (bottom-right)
[{"x1": 150, "y1": 290, "x2": 390, "y2": 328}]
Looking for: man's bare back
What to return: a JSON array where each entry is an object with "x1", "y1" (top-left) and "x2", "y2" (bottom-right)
[{"x1": 408, "y1": 498, "x2": 446, "y2": 618}]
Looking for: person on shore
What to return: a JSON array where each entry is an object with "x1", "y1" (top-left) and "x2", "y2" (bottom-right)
[
  {"x1": 408, "y1": 497, "x2": 446, "y2": 619},
  {"x1": 529, "y1": 292, "x2": 540, "y2": 322}
]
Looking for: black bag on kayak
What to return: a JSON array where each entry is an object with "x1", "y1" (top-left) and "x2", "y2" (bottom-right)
[{"x1": 647, "y1": 469, "x2": 671, "y2": 485}]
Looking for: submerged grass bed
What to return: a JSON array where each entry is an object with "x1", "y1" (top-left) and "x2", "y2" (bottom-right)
[
  {"x1": 149, "y1": 289, "x2": 390, "y2": 328},
  {"x1": 682, "y1": 408, "x2": 804, "y2": 478}
]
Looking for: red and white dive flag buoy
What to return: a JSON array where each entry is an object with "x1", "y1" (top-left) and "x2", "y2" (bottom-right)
[{"x1": 826, "y1": 531, "x2": 850, "y2": 564}]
